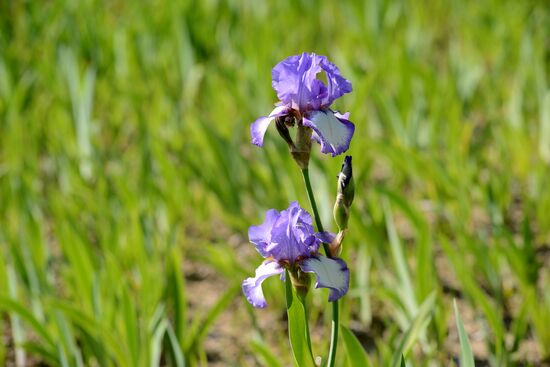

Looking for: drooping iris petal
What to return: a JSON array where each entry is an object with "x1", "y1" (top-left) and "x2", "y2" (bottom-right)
[
  {"x1": 248, "y1": 209, "x2": 280, "y2": 257},
  {"x1": 300, "y1": 255, "x2": 350, "y2": 302},
  {"x1": 242, "y1": 260, "x2": 284, "y2": 308},
  {"x1": 266, "y1": 201, "x2": 319, "y2": 262},
  {"x1": 250, "y1": 106, "x2": 291, "y2": 147},
  {"x1": 272, "y1": 53, "x2": 328, "y2": 111},
  {"x1": 304, "y1": 110, "x2": 355, "y2": 157},
  {"x1": 319, "y1": 57, "x2": 353, "y2": 106}
]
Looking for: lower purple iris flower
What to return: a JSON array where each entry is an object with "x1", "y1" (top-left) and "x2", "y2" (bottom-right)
[
  {"x1": 242, "y1": 202, "x2": 350, "y2": 308},
  {"x1": 250, "y1": 52, "x2": 355, "y2": 157}
]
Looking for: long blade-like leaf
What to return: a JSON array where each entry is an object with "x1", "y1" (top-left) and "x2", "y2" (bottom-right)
[
  {"x1": 390, "y1": 292, "x2": 436, "y2": 367},
  {"x1": 341, "y1": 325, "x2": 371, "y2": 367},
  {"x1": 453, "y1": 299, "x2": 475, "y2": 367},
  {"x1": 285, "y1": 270, "x2": 315, "y2": 367}
]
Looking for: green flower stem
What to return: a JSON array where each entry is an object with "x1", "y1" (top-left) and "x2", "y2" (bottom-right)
[
  {"x1": 301, "y1": 168, "x2": 339, "y2": 367},
  {"x1": 301, "y1": 169, "x2": 328, "y2": 253},
  {"x1": 327, "y1": 301, "x2": 339, "y2": 367}
]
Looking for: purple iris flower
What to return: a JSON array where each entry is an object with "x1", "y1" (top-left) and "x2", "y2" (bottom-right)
[
  {"x1": 251, "y1": 52, "x2": 355, "y2": 157},
  {"x1": 242, "y1": 201, "x2": 350, "y2": 308}
]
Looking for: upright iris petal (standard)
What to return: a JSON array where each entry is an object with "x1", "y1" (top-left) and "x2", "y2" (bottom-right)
[
  {"x1": 250, "y1": 52, "x2": 355, "y2": 157},
  {"x1": 242, "y1": 202, "x2": 350, "y2": 308}
]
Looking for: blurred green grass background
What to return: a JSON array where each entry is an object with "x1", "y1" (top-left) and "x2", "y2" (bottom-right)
[{"x1": 1, "y1": 0, "x2": 550, "y2": 365}]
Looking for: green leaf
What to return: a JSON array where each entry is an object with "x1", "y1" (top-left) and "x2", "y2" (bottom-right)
[
  {"x1": 382, "y1": 199, "x2": 417, "y2": 316},
  {"x1": 0, "y1": 296, "x2": 56, "y2": 349},
  {"x1": 166, "y1": 324, "x2": 186, "y2": 367},
  {"x1": 21, "y1": 341, "x2": 59, "y2": 366},
  {"x1": 285, "y1": 270, "x2": 315, "y2": 367},
  {"x1": 167, "y1": 247, "x2": 186, "y2": 348},
  {"x1": 453, "y1": 300, "x2": 475, "y2": 367},
  {"x1": 341, "y1": 325, "x2": 371, "y2": 367},
  {"x1": 184, "y1": 282, "x2": 240, "y2": 355},
  {"x1": 250, "y1": 338, "x2": 283, "y2": 367},
  {"x1": 400, "y1": 355, "x2": 406, "y2": 367},
  {"x1": 440, "y1": 237, "x2": 505, "y2": 358},
  {"x1": 150, "y1": 319, "x2": 168, "y2": 367},
  {"x1": 390, "y1": 292, "x2": 436, "y2": 367},
  {"x1": 121, "y1": 288, "x2": 139, "y2": 366},
  {"x1": 47, "y1": 299, "x2": 128, "y2": 366}
]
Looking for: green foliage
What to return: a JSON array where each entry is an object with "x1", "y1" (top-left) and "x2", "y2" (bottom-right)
[
  {"x1": 341, "y1": 326, "x2": 372, "y2": 367},
  {"x1": 249, "y1": 339, "x2": 283, "y2": 367},
  {"x1": 285, "y1": 271, "x2": 315, "y2": 367},
  {"x1": 454, "y1": 299, "x2": 475, "y2": 367},
  {"x1": 1, "y1": 0, "x2": 550, "y2": 365},
  {"x1": 390, "y1": 293, "x2": 436, "y2": 367}
]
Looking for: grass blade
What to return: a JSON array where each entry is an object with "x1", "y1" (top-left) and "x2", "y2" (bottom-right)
[
  {"x1": 453, "y1": 299, "x2": 475, "y2": 367},
  {"x1": 382, "y1": 199, "x2": 417, "y2": 317},
  {"x1": 184, "y1": 282, "x2": 240, "y2": 358},
  {"x1": 390, "y1": 292, "x2": 436, "y2": 367},
  {"x1": 250, "y1": 338, "x2": 284, "y2": 367},
  {"x1": 341, "y1": 325, "x2": 371, "y2": 367},
  {"x1": 0, "y1": 296, "x2": 56, "y2": 350}
]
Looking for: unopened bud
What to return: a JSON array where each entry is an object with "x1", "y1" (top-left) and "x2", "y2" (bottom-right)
[
  {"x1": 290, "y1": 121, "x2": 312, "y2": 169},
  {"x1": 333, "y1": 155, "x2": 354, "y2": 231}
]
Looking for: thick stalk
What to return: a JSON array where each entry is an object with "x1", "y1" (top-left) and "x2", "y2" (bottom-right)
[
  {"x1": 301, "y1": 168, "x2": 339, "y2": 367},
  {"x1": 301, "y1": 169, "x2": 328, "y2": 254}
]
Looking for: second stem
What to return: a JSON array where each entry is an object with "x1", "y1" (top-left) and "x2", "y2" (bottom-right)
[{"x1": 301, "y1": 168, "x2": 339, "y2": 367}]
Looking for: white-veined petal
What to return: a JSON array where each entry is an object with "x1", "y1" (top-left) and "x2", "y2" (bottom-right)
[
  {"x1": 303, "y1": 110, "x2": 354, "y2": 156},
  {"x1": 299, "y1": 255, "x2": 349, "y2": 301}
]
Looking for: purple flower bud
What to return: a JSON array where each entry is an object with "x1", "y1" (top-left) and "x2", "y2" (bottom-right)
[{"x1": 334, "y1": 155, "x2": 355, "y2": 231}]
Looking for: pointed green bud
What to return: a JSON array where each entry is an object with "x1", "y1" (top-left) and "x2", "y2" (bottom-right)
[{"x1": 333, "y1": 155, "x2": 354, "y2": 231}]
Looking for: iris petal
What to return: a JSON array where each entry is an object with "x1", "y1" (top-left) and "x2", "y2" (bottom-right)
[
  {"x1": 315, "y1": 231, "x2": 336, "y2": 245},
  {"x1": 248, "y1": 209, "x2": 280, "y2": 257},
  {"x1": 303, "y1": 110, "x2": 354, "y2": 156},
  {"x1": 319, "y1": 58, "x2": 353, "y2": 106},
  {"x1": 272, "y1": 53, "x2": 321, "y2": 111},
  {"x1": 299, "y1": 255, "x2": 350, "y2": 302},
  {"x1": 250, "y1": 106, "x2": 291, "y2": 147},
  {"x1": 267, "y1": 201, "x2": 318, "y2": 262},
  {"x1": 273, "y1": 53, "x2": 338, "y2": 112},
  {"x1": 242, "y1": 260, "x2": 284, "y2": 308}
]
